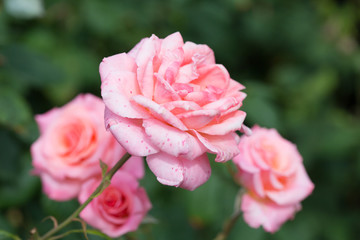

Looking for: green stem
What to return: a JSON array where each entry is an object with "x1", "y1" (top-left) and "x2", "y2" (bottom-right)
[
  {"x1": 214, "y1": 208, "x2": 242, "y2": 240},
  {"x1": 39, "y1": 153, "x2": 132, "y2": 240}
]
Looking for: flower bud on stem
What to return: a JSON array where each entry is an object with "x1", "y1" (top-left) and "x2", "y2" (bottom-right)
[{"x1": 38, "y1": 153, "x2": 132, "y2": 240}]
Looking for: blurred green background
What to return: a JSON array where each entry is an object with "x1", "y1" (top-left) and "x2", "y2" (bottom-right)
[{"x1": 0, "y1": 0, "x2": 359, "y2": 239}]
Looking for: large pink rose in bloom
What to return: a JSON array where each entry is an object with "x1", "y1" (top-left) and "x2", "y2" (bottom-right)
[
  {"x1": 232, "y1": 126, "x2": 314, "y2": 233},
  {"x1": 79, "y1": 169, "x2": 151, "y2": 237},
  {"x1": 31, "y1": 94, "x2": 139, "y2": 201},
  {"x1": 100, "y1": 32, "x2": 247, "y2": 190}
]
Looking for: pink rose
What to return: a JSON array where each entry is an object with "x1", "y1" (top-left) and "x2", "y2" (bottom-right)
[
  {"x1": 31, "y1": 94, "x2": 137, "y2": 201},
  {"x1": 240, "y1": 193, "x2": 302, "y2": 233},
  {"x1": 233, "y1": 126, "x2": 314, "y2": 232},
  {"x1": 100, "y1": 32, "x2": 247, "y2": 190},
  {"x1": 79, "y1": 170, "x2": 152, "y2": 237}
]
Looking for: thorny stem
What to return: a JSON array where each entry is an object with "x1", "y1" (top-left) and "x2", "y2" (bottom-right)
[{"x1": 38, "y1": 153, "x2": 132, "y2": 240}]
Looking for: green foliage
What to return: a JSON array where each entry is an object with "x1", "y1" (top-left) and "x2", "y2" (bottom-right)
[
  {"x1": 0, "y1": 230, "x2": 21, "y2": 240},
  {"x1": 0, "y1": 0, "x2": 359, "y2": 239}
]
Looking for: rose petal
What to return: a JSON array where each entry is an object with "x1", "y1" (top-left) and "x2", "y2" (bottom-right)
[
  {"x1": 241, "y1": 193, "x2": 301, "y2": 233},
  {"x1": 137, "y1": 60, "x2": 155, "y2": 99},
  {"x1": 233, "y1": 149, "x2": 260, "y2": 173},
  {"x1": 146, "y1": 152, "x2": 184, "y2": 187},
  {"x1": 153, "y1": 73, "x2": 181, "y2": 103},
  {"x1": 34, "y1": 108, "x2": 59, "y2": 134},
  {"x1": 157, "y1": 48, "x2": 183, "y2": 84},
  {"x1": 191, "y1": 64, "x2": 230, "y2": 91},
  {"x1": 101, "y1": 136, "x2": 128, "y2": 169},
  {"x1": 110, "y1": 170, "x2": 140, "y2": 191},
  {"x1": 240, "y1": 124, "x2": 252, "y2": 136},
  {"x1": 128, "y1": 38, "x2": 147, "y2": 58},
  {"x1": 132, "y1": 35, "x2": 160, "y2": 99},
  {"x1": 79, "y1": 173, "x2": 151, "y2": 238},
  {"x1": 197, "y1": 110, "x2": 246, "y2": 135},
  {"x1": 193, "y1": 131, "x2": 240, "y2": 162},
  {"x1": 159, "y1": 32, "x2": 184, "y2": 58},
  {"x1": 100, "y1": 53, "x2": 137, "y2": 80},
  {"x1": 182, "y1": 41, "x2": 215, "y2": 66},
  {"x1": 175, "y1": 64, "x2": 199, "y2": 84},
  {"x1": 270, "y1": 142, "x2": 302, "y2": 176},
  {"x1": 262, "y1": 171, "x2": 284, "y2": 190},
  {"x1": 236, "y1": 170, "x2": 257, "y2": 191},
  {"x1": 105, "y1": 108, "x2": 159, "y2": 156},
  {"x1": 80, "y1": 201, "x2": 113, "y2": 234},
  {"x1": 131, "y1": 95, "x2": 188, "y2": 131},
  {"x1": 31, "y1": 137, "x2": 102, "y2": 180},
  {"x1": 136, "y1": 188, "x2": 152, "y2": 212},
  {"x1": 226, "y1": 79, "x2": 246, "y2": 95},
  {"x1": 266, "y1": 164, "x2": 315, "y2": 205},
  {"x1": 143, "y1": 118, "x2": 206, "y2": 160},
  {"x1": 146, "y1": 152, "x2": 211, "y2": 190},
  {"x1": 102, "y1": 71, "x2": 150, "y2": 119},
  {"x1": 108, "y1": 193, "x2": 148, "y2": 236},
  {"x1": 40, "y1": 173, "x2": 81, "y2": 201},
  {"x1": 202, "y1": 95, "x2": 244, "y2": 116},
  {"x1": 161, "y1": 100, "x2": 201, "y2": 114},
  {"x1": 121, "y1": 156, "x2": 145, "y2": 180},
  {"x1": 143, "y1": 119, "x2": 190, "y2": 157},
  {"x1": 180, "y1": 153, "x2": 211, "y2": 191},
  {"x1": 253, "y1": 172, "x2": 266, "y2": 198},
  {"x1": 183, "y1": 91, "x2": 213, "y2": 105},
  {"x1": 177, "y1": 109, "x2": 220, "y2": 129}
]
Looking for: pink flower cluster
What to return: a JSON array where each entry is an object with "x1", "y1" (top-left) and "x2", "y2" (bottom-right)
[
  {"x1": 101, "y1": 32, "x2": 247, "y2": 190},
  {"x1": 233, "y1": 126, "x2": 314, "y2": 232},
  {"x1": 79, "y1": 162, "x2": 151, "y2": 237},
  {"x1": 31, "y1": 94, "x2": 151, "y2": 237},
  {"x1": 30, "y1": 32, "x2": 315, "y2": 236}
]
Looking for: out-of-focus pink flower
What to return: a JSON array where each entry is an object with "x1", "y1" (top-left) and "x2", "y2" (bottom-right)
[
  {"x1": 233, "y1": 126, "x2": 314, "y2": 232},
  {"x1": 79, "y1": 170, "x2": 152, "y2": 238},
  {"x1": 31, "y1": 94, "x2": 141, "y2": 201},
  {"x1": 100, "y1": 32, "x2": 247, "y2": 190},
  {"x1": 241, "y1": 193, "x2": 301, "y2": 233}
]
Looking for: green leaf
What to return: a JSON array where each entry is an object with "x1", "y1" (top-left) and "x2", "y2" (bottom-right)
[
  {"x1": 0, "y1": 89, "x2": 37, "y2": 143},
  {"x1": 0, "y1": 87, "x2": 32, "y2": 132},
  {"x1": 0, "y1": 11, "x2": 9, "y2": 45},
  {"x1": 99, "y1": 160, "x2": 108, "y2": 178},
  {"x1": 43, "y1": 46, "x2": 99, "y2": 105},
  {"x1": 1, "y1": 44, "x2": 63, "y2": 89},
  {"x1": 49, "y1": 229, "x2": 112, "y2": 240},
  {"x1": 0, "y1": 129, "x2": 20, "y2": 182},
  {"x1": 0, "y1": 230, "x2": 21, "y2": 240},
  {"x1": 0, "y1": 154, "x2": 39, "y2": 208},
  {"x1": 85, "y1": 229, "x2": 112, "y2": 240},
  {"x1": 296, "y1": 69, "x2": 337, "y2": 109}
]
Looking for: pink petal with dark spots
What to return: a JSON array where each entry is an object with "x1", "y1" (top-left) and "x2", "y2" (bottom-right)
[
  {"x1": 131, "y1": 95, "x2": 188, "y2": 131},
  {"x1": 143, "y1": 118, "x2": 206, "y2": 160},
  {"x1": 198, "y1": 110, "x2": 246, "y2": 135},
  {"x1": 105, "y1": 108, "x2": 159, "y2": 156},
  {"x1": 146, "y1": 152, "x2": 211, "y2": 190}
]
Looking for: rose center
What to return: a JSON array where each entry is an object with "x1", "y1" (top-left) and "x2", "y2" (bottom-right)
[
  {"x1": 61, "y1": 125, "x2": 81, "y2": 151},
  {"x1": 258, "y1": 140, "x2": 286, "y2": 172},
  {"x1": 54, "y1": 119, "x2": 97, "y2": 164},
  {"x1": 101, "y1": 186, "x2": 130, "y2": 218}
]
